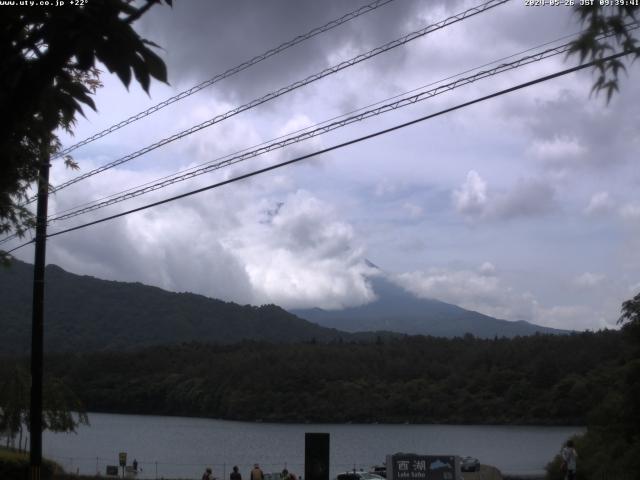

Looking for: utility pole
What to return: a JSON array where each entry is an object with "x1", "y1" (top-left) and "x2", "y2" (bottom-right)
[{"x1": 30, "y1": 152, "x2": 50, "y2": 480}]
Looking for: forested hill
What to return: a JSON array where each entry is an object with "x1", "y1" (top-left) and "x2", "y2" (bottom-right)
[
  {"x1": 0, "y1": 260, "x2": 359, "y2": 354},
  {"x1": 1, "y1": 260, "x2": 567, "y2": 356},
  {"x1": 11, "y1": 329, "x2": 630, "y2": 425}
]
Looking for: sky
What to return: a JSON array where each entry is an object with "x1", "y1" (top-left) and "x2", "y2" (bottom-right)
[{"x1": 8, "y1": 0, "x2": 640, "y2": 331}]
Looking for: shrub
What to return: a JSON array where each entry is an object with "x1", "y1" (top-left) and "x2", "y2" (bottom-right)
[{"x1": 0, "y1": 447, "x2": 61, "y2": 480}]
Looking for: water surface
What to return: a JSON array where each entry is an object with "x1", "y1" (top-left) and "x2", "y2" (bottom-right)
[{"x1": 43, "y1": 413, "x2": 583, "y2": 479}]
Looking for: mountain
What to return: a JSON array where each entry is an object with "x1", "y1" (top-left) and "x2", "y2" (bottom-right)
[
  {"x1": 291, "y1": 275, "x2": 568, "y2": 338},
  {"x1": 0, "y1": 260, "x2": 355, "y2": 355}
]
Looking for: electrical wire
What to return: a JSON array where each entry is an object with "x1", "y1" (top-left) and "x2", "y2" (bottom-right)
[
  {"x1": 2, "y1": 22, "x2": 637, "y2": 246},
  {"x1": 33, "y1": 0, "x2": 510, "y2": 200},
  {"x1": 12, "y1": 25, "x2": 628, "y2": 228},
  {"x1": 51, "y1": 0, "x2": 397, "y2": 161},
  {"x1": 47, "y1": 40, "x2": 575, "y2": 223},
  {"x1": 5, "y1": 48, "x2": 635, "y2": 255}
]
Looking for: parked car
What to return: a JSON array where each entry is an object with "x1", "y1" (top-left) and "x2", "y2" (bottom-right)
[
  {"x1": 336, "y1": 472, "x2": 385, "y2": 480},
  {"x1": 369, "y1": 466, "x2": 386, "y2": 478},
  {"x1": 461, "y1": 456, "x2": 480, "y2": 472}
]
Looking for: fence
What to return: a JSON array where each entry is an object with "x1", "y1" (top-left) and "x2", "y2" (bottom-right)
[{"x1": 48, "y1": 456, "x2": 381, "y2": 480}]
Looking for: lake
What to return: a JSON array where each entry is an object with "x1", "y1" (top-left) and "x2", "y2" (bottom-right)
[{"x1": 43, "y1": 413, "x2": 583, "y2": 479}]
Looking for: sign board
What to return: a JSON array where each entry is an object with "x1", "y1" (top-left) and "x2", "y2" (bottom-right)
[
  {"x1": 119, "y1": 452, "x2": 127, "y2": 467},
  {"x1": 386, "y1": 454, "x2": 460, "y2": 480},
  {"x1": 106, "y1": 465, "x2": 119, "y2": 476}
]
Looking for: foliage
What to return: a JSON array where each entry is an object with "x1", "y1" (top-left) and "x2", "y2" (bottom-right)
[
  {"x1": 569, "y1": 5, "x2": 640, "y2": 101},
  {"x1": 0, "y1": 366, "x2": 29, "y2": 450},
  {"x1": 545, "y1": 293, "x2": 640, "y2": 480},
  {"x1": 0, "y1": 329, "x2": 630, "y2": 426},
  {"x1": 0, "y1": 446, "x2": 60, "y2": 480},
  {"x1": 0, "y1": 260, "x2": 367, "y2": 355},
  {"x1": 619, "y1": 291, "x2": 640, "y2": 345},
  {"x1": 0, "y1": 0, "x2": 171, "y2": 244},
  {"x1": 0, "y1": 260, "x2": 566, "y2": 355},
  {"x1": 0, "y1": 365, "x2": 89, "y2": 450}
]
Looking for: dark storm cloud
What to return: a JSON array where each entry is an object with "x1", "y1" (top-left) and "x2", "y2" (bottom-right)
[{"x1": 139, "y1": 0, "x2": 439, "y2": 102}]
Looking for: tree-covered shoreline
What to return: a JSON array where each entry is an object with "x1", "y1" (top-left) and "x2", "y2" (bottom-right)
[{"x1": 1, "y1": 330, "x2": 631, "y2": 426}]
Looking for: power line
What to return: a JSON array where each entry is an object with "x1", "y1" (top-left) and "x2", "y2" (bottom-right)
[
  {"x1": 5, "y1": 48, "x2": 635, "y2": 255},
  {"x1": 30, "y1": 26, "x2": 628, "y2": 222},
  {"x1": 2, "y1": 24, "x2": 635, "y2": 246},
  {"x1": 36, "y1": 0, "x2": 510, "y2": 200},
  {"x1": 47, "y1": 39, "x2": 576, "y2": 223},
  {"x1": 50, "y1": 0, "x2": 397, "y2": 161}
]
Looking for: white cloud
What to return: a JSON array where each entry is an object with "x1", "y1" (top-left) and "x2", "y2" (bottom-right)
[
  {"x1": 393, "y1": 265, "x2": 615, "y2": 330},
  {"x1": 584, "y1": 191, "x2": 614, "y2": 216},
  {"x1": 479, "y1": 262, "x2": 496, "y2": 276},
  {"x1": 453, "y1": 172, "x2": 556, "y2": 221},
  {"x1": 529, "y1": 135, "x2": 587, "y2": 161},
  {"x1": 393, "y1": 263, "x2": 537, "y2": 322},
  {"x1": 574, "y1": 272, "x2": 605, "y2": 288},
  {"x1": 43, "y1": 155, "x2": 379, "y2": 310},
  {"x1": 402, "y1": 202, "x2": 423, "y2": 218},
  {"x1": 374, "y1": 178, "x2": 398, "y2": 197},
  {"x1": 453, "y1": 170, "x2": 487, "y2": 216},
  {"x1": 227, "y1": 190, "x2": 378, "y2": 309},
  {"x1": 5, "y1": 0, "x2": 638, "y2": 337},
  {"x1": 532, "y1": 305, "x2": 610, "y2": 331},
  {"x1": 620, "y1": 203, "x2": 640, "y2": 220}
]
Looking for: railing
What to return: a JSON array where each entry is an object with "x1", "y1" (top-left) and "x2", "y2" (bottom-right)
[{"x1": 48, "y1": 456, "x2": 381, "y2": 480}]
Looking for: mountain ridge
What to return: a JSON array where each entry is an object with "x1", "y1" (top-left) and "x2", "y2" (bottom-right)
[
  {"x1": 0, "y1": 259, "x2": 355, "y2": 354},
  {"x1": 0, "y1": 260, "x2": 566, "y2": 355},
  {"x1": 291, "y1": 275, "x2": 567, "y2": 338}
]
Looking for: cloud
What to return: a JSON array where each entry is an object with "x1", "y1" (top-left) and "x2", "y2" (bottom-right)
[
  {"x1": 393, "y1": 263, "x2": 537, "y2": 322},
  {"x1": 584, "y1": 191, "x2": 614, "y2": 216},
  {"x1": 532, "y1": 305, "x2": 603, "y2": 331},
  {"x1": 393, "y1": 264, "x2": 615, "y2": 330},
  {"x1": 453, "y1": 170, "x2": 487, "y2": 215},
  {"x1": 479, "y1": 261, "x2": 496, "y2": 276},
  {"x1": 375, "y1": 179, "x2": 399, "y2": 197},
  {"x1": 529, "y1": 135, "x2": 587, "y2": 162},
  {"x1": 38, "y1": 151, "x2": 378, "y2": 310},
  {"x1": 5, "y1": 0, "x2": 637, "y2": 337},
  {"x1": 511, "y1": 88, "x2": 639, "y2": 173},
  {"x1": 232, "y1": 190, "x2": 377, "y2": 309},
  {"x1": 453, "y1": 171, "x2": 556, "y2": 221},
  {"x1": 574, "y1": 272, "x2": 605, "y2": 288},
  {"x1": 620, "y1": 203, "x2": 640, "y2": 221},
  {"x1": 493, "y1": 178, "x2": 556, "y2": 219},
  {"x1": 402, "y1": 202, "x2": 423, "y2": 218},
  {"x1": 138, "y1": 0, "x2": 426, "y2": 100}
]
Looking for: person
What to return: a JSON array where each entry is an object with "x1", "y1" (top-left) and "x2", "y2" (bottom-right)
[
  {"x1": 133, "y1": 459, "x2": 138, "y2": 472},
  {"x1": 203, "y1": 467, "x2": 214, "y2": 480},
  {"x1": 561, "y1": 440, "x2": 578, "y2": 480},
  {"x1": 231, "y1": 465, "x2": 242, "y2": 480},
  {"x1": 281, "y1": 469, "x2": 297, "y2": 480},
  {"x1": 250, "y1": 463, "x2": 264, "y2": 480}
]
